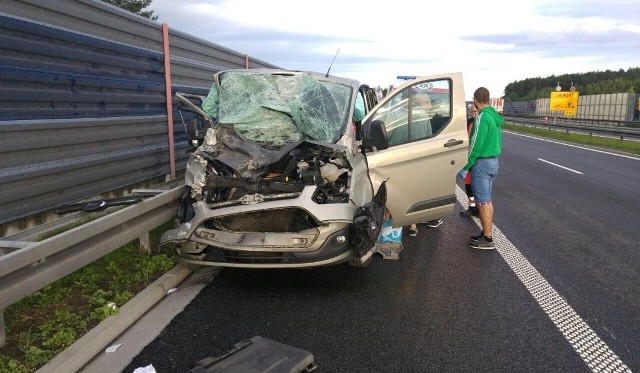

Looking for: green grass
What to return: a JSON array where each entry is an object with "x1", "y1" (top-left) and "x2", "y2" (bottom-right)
[
  {"x1": 504, "y1": 122, "x2": 640, "y2": 155},
  {"x1": 0, "y1": 222, "x2": 177, "y2": 373}
]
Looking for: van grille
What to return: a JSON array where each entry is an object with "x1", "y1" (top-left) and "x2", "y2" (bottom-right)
[
  {"x1": 206, "y1": 208, "x2": 318, "y2": 233},
  {"x1": 205, "y1": 247, "x2": 300, "y2": 264}
]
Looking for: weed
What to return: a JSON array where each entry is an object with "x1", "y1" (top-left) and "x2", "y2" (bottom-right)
[
  {"x1": 3, "y1": 221, "x2": 177, "y2": 372},
  {"x1": 114, "y1": 290, "x2": 134, "y2": 305},
  {"x1": 0, "y1": 356, "x2": 30, "y2": 373},
  {"x1": 20, "y1": 346, "x2": 52, "y2": 370},
  {"x1": 86, "y1": 288, "x2": 113, "y2": 307}
]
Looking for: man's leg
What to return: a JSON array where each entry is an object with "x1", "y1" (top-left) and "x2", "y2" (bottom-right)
[
  {"x1": 461, "y1": 182, "x2": 477, "y2": 217},
  {"x1": 477, "y1": 201, "x2": 493, "y2": 237},
  {"x1": 408, "y1": 224, "x2": 418, "y2": 236},
  {"x1": 469, "y1": 158, "x2": 498, "y2": 248}
]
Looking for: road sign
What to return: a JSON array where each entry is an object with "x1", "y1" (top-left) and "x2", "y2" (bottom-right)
[
  {"x1": 491, "y1": 98, "x2": 504, "y2": 113},
  {"x1": 550, "y1": 91, "x2": 579, "y2": 116}
]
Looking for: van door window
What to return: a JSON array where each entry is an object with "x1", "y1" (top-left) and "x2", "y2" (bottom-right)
[{"x1": 371, "y1": 79, "x2": 452, "y2": 147}]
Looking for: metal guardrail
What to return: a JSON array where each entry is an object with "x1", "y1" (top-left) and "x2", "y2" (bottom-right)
[
  {"x1": 552, "y1": 116, "x2": 640, "y2": 128},
  {"x1": 0, "y1": 185, "x2": 184, "y2": 346},
  {"x1": 507, "y1": 115, "x2": 640, "y2": 128},
  {"x1": 506, "y1": 116, "x2": 640, "y2": 141}
]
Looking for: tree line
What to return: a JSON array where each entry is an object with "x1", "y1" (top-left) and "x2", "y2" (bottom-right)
[
  {"x1": 101, "y1": 0, "x2": 158, "y2": 20},
  {"x1": 504, "y1": 67, "x2": 640, "y2": 102}
]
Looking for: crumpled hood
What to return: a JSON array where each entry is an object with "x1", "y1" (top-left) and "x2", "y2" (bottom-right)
[{"x1": 184, "y1": 124, "x2": 350, "y2": 199}]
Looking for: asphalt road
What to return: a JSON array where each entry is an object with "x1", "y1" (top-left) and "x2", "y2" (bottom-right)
[{"x1": 123, "y1": 131, "x2": 639, "y2": 373}]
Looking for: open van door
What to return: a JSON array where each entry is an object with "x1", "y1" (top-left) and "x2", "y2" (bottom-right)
[{"x1": 360, "y1": 73, "x2": 467, "y2": 227}]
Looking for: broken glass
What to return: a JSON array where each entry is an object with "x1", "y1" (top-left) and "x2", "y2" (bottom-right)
[{"x1": 205, "y1": 71, "x2": 352, "y2": 147}]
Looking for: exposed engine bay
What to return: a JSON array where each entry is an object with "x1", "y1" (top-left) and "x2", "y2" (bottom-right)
[
  {"x1": 179, "y1": 137, "x2": 355, "y2": 225},
  {"x1": 198, "y1": 141, "x2": 350, "y2": 207}
]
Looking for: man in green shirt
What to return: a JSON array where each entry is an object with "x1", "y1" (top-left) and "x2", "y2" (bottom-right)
[{"x1": 457, "y1": 87, "x2": 504, "y2": 249}]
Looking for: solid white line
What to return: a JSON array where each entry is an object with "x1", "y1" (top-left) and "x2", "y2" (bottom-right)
[
  {"x1": 538, "y1": 158, "x2": 584, "y2": 174},
  {"x1": 505, "y1": 131, "x2": 640, "y2": 161},
  {"x1": 456, "y1": 185, "x2": 631, "y2": 373}
]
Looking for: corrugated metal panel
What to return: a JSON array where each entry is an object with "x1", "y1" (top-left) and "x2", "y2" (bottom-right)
[
  {"x1": 0, "y1": 14, "x2": 166, "y2": 120},
  {"x1": 0, "y1": 116, "x2": 167, "y2": 167},
  {"x1": 503, "y1": 101, "x2": 531, "y2": 116},
  {"x1": 0, "y1": 0, "x2": 165, "y2": 51},
  {"x1": 0, "y1": 0, "x2": 281, "y2": 226},
  {"x1": 0, "y1": 115, "x2": 175, "y2": 224},
  {"x1": 0, "y1": 11, "x2": 173, "y2": 225},
  {"x1": 627, "y1": 94, "x2": 638, "y2": 122},
  {"x1": 1, "y1": 144, "x2": 171, "y2": 224},
  {"x1": 167, "y1": 28, "x2": 278, "y2": 88}
]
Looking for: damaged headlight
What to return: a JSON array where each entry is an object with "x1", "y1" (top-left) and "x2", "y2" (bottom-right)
[{"x1": 311, "y1": 175, "x2": 350, "y2": 204}]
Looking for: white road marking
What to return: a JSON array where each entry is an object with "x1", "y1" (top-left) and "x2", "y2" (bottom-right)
[
  {"x1": 538, "y1": 158, "x2": 584, "y2": 174},
  {"x1": 456, "y1": 185, "x2": 631, "y2": 373},
  {"x1": 505, "y1": 131, "x2": 640, "y2": 161}
]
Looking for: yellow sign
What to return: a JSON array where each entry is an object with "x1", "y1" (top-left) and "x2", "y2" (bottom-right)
[{"x1": 550, "y1": 91, "x2": 579, "y2": 116}]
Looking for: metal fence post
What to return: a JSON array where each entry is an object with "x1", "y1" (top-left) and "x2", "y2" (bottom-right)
[
  {"x1": 0, "y1": 310, "x2": 6, "y2": 347},
  {"x1": 139, "y1": 232, "x2": 151, "y2": 255}
]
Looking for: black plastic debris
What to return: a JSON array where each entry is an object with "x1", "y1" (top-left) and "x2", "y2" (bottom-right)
[
  {"x1": 188, "y1": 336, "x2": 317, "y2": 373},
  {"x1": 54, "y1": 191, "x2": 162, "y2": 214},
  {"x1": 54, "y1": 196, "x2": 145, "y2": 214}
]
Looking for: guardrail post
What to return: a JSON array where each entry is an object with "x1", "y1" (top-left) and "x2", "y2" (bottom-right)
[
  {"x1": 139, "y1": 232, "x2": 151, "y2": 255},
  {"x1": 1, "y1": 309, "x2": 6, "y2": 347}
]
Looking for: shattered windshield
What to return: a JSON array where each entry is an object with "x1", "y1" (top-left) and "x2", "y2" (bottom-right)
[{"x1": 210, "y1": 71, "x2": 353, "y2": 147}]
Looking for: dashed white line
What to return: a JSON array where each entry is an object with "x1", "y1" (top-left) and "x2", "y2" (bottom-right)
[
  {"x1": 455, "y1": 185, "x2": 631, "y2": 373},
  {"x1": 538, "y1": 158, "x2": 584, "y2": 174}
]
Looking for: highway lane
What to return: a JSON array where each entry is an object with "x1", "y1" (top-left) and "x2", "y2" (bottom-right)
[
  {"x1": 493, "y1": 131, "x2": 640, "y2": 370},
  {"x1": 122, "y1": 132, "x2": 639, "y2": 372}
]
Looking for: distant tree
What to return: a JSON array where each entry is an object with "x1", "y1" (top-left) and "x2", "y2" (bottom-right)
[
  {"x1": 102, "y1": 0, "x2": 158, "y2": 20},
  {"x1": 504, "y1": 67, "x2": 640, "y2": 101}
]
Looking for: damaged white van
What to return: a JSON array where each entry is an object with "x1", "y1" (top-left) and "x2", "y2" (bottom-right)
[{"x1": 160, "y1": 69, "x2": 468, "y2": 268}]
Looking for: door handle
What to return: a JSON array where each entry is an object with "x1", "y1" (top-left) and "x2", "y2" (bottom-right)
[{"x1": 444, "y1": 139, "x2": 463, "y2": 147}]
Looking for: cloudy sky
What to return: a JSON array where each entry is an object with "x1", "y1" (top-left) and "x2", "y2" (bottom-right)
[{"x1": 150, "y1": 0, "x2": 640, "y2": 99}]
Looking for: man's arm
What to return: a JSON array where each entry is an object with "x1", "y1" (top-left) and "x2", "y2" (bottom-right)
[{"x1": 464, "y1": 115, "x2": 489, "y2": 170}]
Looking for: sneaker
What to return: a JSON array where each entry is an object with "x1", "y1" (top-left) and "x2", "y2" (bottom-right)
[
  {"x1": 425, "y1": 218, "x2": 444, "y2": 228},
  {"x1": 468, "y1": 236, "x2": 495, "y2": 249},
  {"x1": 469, "y1": 233, "x2": 484, "y2": 242},
  {"x1": 408, "y1": 227, "x2": 418, "y2": 237},
  {"x1": 459, "y1": 209, "x2": 478, "y2": 217}
]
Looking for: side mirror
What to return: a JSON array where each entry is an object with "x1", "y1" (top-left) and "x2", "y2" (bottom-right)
[
  {"x1": 175, "y1": 93, "x2": 214, "y2": 149},
  {"x1": 182, "y1": 118, "x2": 206, "y2": 148},
  {"x1": 362, "y1": 119, "x2": 388, "y2": 151}
]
